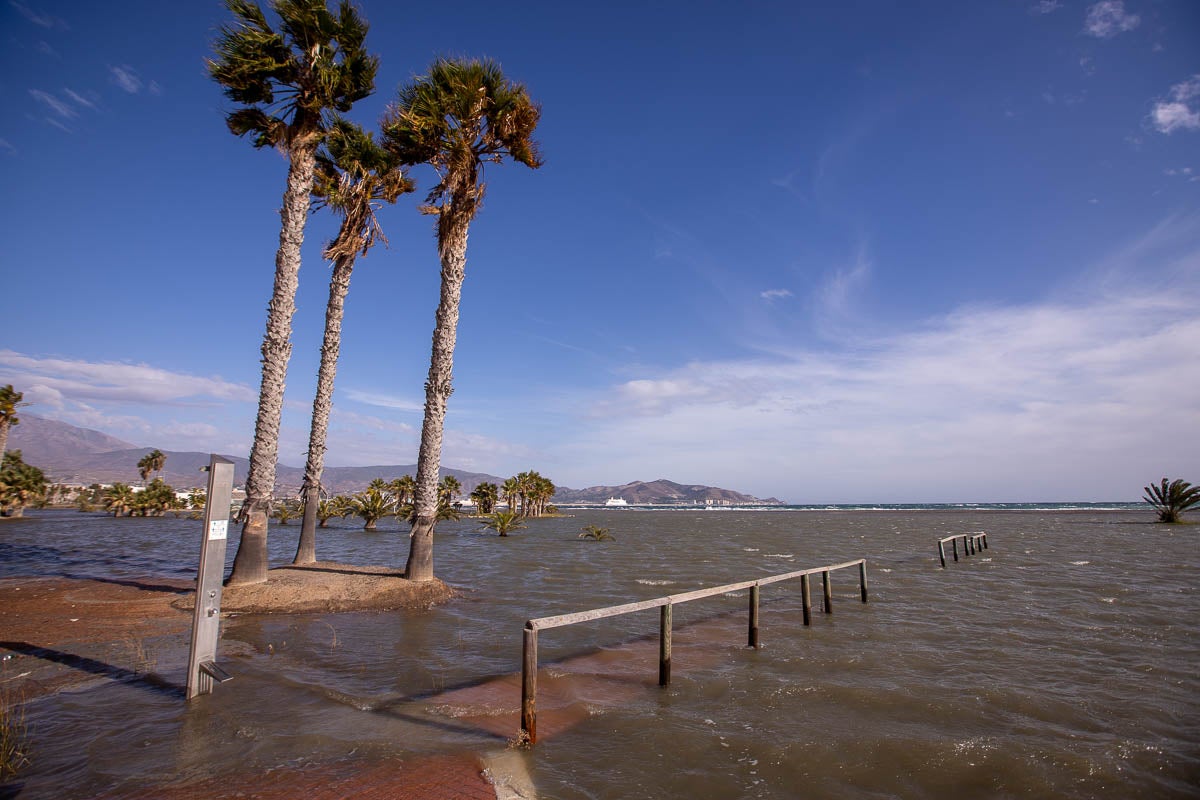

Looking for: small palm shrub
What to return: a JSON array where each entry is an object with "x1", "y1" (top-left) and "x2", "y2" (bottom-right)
[
  {"x1": 579, "y1": 525, "x2": 614, "y2": 542},
  {"x1": 1143, "y1": 478, "x2": 1200, "y2": 523},
  {"x1": 480, "y1": 510, "x2": 526, "y2": 537}
]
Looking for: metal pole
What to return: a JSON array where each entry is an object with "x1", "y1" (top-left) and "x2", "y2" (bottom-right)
[
  {"x1": 521, "y1": 625, "x2": 538, "y2": 743},
  {"x1": 186, "y1": 455, "x2": 235, "y2": 700},
  {"x1": 659, "y1": 603, "x2": 672, "y2": 686},
  {"x1": 748, "y1": 584, "x2": 760, "y2": 648}
]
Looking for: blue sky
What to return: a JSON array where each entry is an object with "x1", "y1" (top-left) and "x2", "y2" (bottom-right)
[{"x1": 2, "y1": 0, "x2": 1198, "y2": 502}]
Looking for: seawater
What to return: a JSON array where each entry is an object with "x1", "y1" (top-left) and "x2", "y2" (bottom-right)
[{"x1": 1, "y1": 508, "x2": 1197, "y2": 798}]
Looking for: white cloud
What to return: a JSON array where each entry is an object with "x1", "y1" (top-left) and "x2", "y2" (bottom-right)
[
  {"x1": 561, "y1": 218, "x2": 1200, "y2": 501},
  {"x1": 110, "y1": 65, "x2": 142, "y2": 94},
  {"x1": 0, "y1": 138, "x2": 15, "y2": 155},
  {"x1": 62, "y1": 88, "x2": 95, "y2": 109},
  {"x1": 0, "y1": 351, "x2": 256, "y2": 405},
  {"x1": 29, "y1": 89, "x2": 74, "y2": 118},
  {"x1": 342, "y1": 388, "x2": 423, "y2": 412},
  {"x1": 1151, "y1": 76, "x2": 1200, "y2": 134},
  {"x1": 1083, "y1": 1, "x2": 1140, "y2": 38},
  {"x1": 1031, "y1": 0, "x2": 1061, "y2": 14},
  {"x1": 9, "y1": 0, "x2": 64, "y2": 28},
  {"x1": 760, "y1": 289, "x2": 793, "y2": 302}
]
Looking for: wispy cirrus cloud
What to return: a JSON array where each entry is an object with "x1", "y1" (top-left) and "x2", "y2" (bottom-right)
[
  {"x1": 1031, "y1": 0, "x2": 1061, "y2": 14},
  {"x1": 1083, "y1": 0, "x2": 1140, "y2": 38},
  {"x1": 760, "y1": 289, "x2": 793, "y2": 302},
  {"x1": 342, "y1": 388, "x2": 423, "y2": 412},
  {"x1": 9, "y1": 0, "x2": 66, "y2": 28},
  {"x1": 29, "y1": 89, "x2": 75, "y2": 119},
  {"x1": 1150, "y1": 75, "x2": 1200, "y2": 134}
]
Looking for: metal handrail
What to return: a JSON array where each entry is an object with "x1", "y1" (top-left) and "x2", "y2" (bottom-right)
[{"x1": 520, "y1": 558, "x2": 868, "y2": 743}]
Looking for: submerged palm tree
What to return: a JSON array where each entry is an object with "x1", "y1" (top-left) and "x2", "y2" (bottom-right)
[
  {"x1": 351, "y1": 486, "x2": 394, "y2": 530},
  {"x1": 382, "y1": 58, "x2": 542, "y2": 581},
  {"x1": 480, "y1": 509, "x2": 525, "y2": 537},
  {"x1": 294, "y1": 119, "x2": 413, "y2": 565},
  {"x1": 211, "y1": 0, "x2": 378, "y2": 585},
  {"x1": 578, "y1": 525, "x2": 614, "y2": 542},
  {"x1": 1143, "y1": 478, "x2": 1200, "y2": 523}
]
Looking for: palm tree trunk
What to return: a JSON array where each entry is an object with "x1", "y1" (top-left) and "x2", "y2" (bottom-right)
[
  {"x1": 295, "y1": 251, "x2": 356, "y2": 565},
  {"x1": 405, "y1": 207, "x2": 471, "y2": 582},
  {"x1": 228, "y1": 144, "x2": 316, "y2": 586},
  {"x1": 0, "y1": 420, "x2": 9, "y2": 466}
]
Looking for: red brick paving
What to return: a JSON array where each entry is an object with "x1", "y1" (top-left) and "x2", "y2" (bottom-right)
[{"x1": 96, "y1": 753, "x2": 497, "y2": 800}]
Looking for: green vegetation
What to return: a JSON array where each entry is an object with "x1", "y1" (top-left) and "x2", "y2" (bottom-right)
[
  {"x1": 382, "y1": 57, "x2": 542, "y2": 582},
  {"x1": 213, "y1": 0, "x2": 379, "y2": 586},
  {"x1": 470, "y1": 482, "x2": 498, "y2": 514},
  {"x1": 0, "y1": 450, "x2": 47, "y2": 518},
  {"x1": 136, "y1": 449, "x2": 166, "y2": 483},
  {"x1": 579, "y1": 525, "x2": 614, "y2": 542},
  {"x1": 1144, "y1": 478, "x2": 1200, "y2": 523},
  {"x1": 0, "y1": 385, "x2": 28, "y2": 467},
  {"x1": 351, "y1": 486, "x2": 394, "y2": 530},
  {"x1": 480, "y1": 510, "x2": 526, "y2": 537}
]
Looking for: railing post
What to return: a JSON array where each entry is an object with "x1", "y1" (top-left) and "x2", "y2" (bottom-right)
[
  {"x1": 659, "y1": 603, "x2": 672, "y2": 686},
  {"x1": 748, "y1": 583, "x2": 760, "y2": 648},
  {"x1": 938, "y1": 540, "x2": 946, "y2": 568},
  {"x1": 521, "y1": 625, "x2": 538, "y2": 744},
  {"x1": 981, "y1": 533, "x2": 988, "y2": 549},
  {"x1": 801, "y1": 573, "x2": 812, "y2": 626},
  {"x1": 822, "y1": 570, "x2": 833, "y2": 614},
  {"x1": 859, "y1": 560, "x2": 868, "y2": 603},
  {"x1": 186, "y1": 454, "x2": 235, "y2": 701},
  {"x1": 952, "y1": 537, "x2": 959, "y2": 561}
]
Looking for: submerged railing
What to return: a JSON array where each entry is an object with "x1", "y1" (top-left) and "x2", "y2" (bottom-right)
[
  {"x1": 937, "y1": 533, "x2": 988, "y2": 568},
  {"x1": 519, "y1": 558, "x2": 868, "y2": 744}
]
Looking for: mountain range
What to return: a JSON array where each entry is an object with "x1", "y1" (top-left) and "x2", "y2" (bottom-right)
[{"x1": 8, "y1": 415, "x2": 782, "y2": 505}]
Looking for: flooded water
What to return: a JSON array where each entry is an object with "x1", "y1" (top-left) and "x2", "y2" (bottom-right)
[{"x1": 2, "y1": 508, "x2": 1198, "y2": 798}]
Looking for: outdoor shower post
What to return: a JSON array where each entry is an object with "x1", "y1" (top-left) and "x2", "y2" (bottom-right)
[{"x1": 186, "y1": 454, "x2": 235, "y2": 700}]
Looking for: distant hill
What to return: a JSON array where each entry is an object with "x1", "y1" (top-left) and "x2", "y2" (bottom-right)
[
  {"x1": 11, "y1": 416, "x2": 778, "y2": 503},
  {"x1": 554, "y1": 478, "x2": 782, "y2": 506}
]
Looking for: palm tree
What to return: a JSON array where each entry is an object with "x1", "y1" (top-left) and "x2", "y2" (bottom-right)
[
  {"x1": 501, "y1": 476, "x2": 520, "y2": 514},
  {"x1": 103, "y1": 483, "x2": 135, "y2": 518},
  {"x1": 389, "y1": 474, "x2": 416, "y2": 506},
  {"x1": 382, "y1": 58, "x2": 542, "y2": 582},
  {"x1": 0, "y1": 385, "x2": 29, "y2": 466},
  {"x1": 294, "y1": 121, "x2": 411, "y2": 566},
  {"x1": 579, "y1": 525, "x2": 614, "y2": 542},
  {"x1": 351, "y1": 486, "x2": 394, "y2": 530},
  {"x1": 439, "y1": 474, "x2": 462, "y2": 507},
  {"x1": 137, "y1": 449, "x2": 166, "y2": 484},
  {"x1": 212, "y1": 0, "x2": 378, "y2": 586},
  {"x1": 0, "y1": 450, "x2": 46, "y2": 518},
  {"x1": 1144, "y1": 478, "x2": 1200, "y2": 523},
  {"x1": 470, "y1": 481, "x2": 498, "y2": 514},
  {"x1": 480, "y1": 509, "x2": 526, "y2": 537}
]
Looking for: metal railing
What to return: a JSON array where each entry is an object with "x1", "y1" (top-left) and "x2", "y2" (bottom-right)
[{"x1": 519, "y1": 558, "x2": 868, "y2": 743}]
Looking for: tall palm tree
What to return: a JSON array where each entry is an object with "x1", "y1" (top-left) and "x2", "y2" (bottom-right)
[
  {"x1": 438, "y1": 474, "x2": 462, "y2": 507},
  {"x1": 0, "y1": 385, "x2": 28, "y2": 466},
  {"x1": 382, "y1": 58, "x2": 542, "y2": 582},
  {"x1": 211, "y1": 0, "x2": 378, "y2": 585},
  {"x1": 137, "y1": 449, "x2": 166, "y2": 484},
  {"x1": 390, "y1": 474, "x2": 416, "y2": 505},
  {"x1": 470, "y1": 481, "x2": 498, "y2": 514},
  {"x1": 293, "y1": 123, "x2": 411, "y2": 566}
]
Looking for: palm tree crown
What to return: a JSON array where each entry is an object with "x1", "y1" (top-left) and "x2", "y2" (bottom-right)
[{"x1": 210, "y1": 0, "x2": 377, "y2": 151}]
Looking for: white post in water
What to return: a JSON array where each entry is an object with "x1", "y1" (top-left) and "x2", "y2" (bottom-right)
[{"x1": 186, "y1": 455, "x2": 235, "y2": 700}]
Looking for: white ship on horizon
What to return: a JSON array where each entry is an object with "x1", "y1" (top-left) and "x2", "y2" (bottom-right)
[{"x1": 604, "y1": 497, "x2": 628, "y2": 507}]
